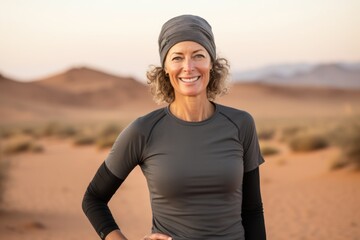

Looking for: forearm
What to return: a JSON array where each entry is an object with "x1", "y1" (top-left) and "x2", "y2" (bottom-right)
[
  {"x1": 82, "y1": 162, "x2": 124, "y2": 239},
  {"x1": 242, "y1": 204, "x2": 266, "y2": 239},
  {"x1": 241, "y1": 167, "x2": 266, "y2": 240}
]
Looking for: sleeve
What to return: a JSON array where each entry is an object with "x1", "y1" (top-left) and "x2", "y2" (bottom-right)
[
  {"x1": 105, "y1": 118, "x2": 145, "y2": 179},
  {"x1": 241, "y1": 167, "x2": 266, "y2": 240},
  {"x1": 82, "y1": 119, "x2": 146, "y2": 239},
  {"x1": 241, "y1": 113, "x2": 264, "y2": 172},
  {"x1": 82, "y1": 162, "x2": 124, "y2": 239}
]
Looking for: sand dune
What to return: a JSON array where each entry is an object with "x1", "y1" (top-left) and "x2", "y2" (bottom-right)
[
  {"x1": 0, "y1": 67, "x2": 158, "y2": 123},
  {"x1": 219, "y1": 82, "x2": 360, "y2": 118},
  {"x1": 34, "y1": 67, "x2": 149, "y2": 107},
  {"x1": 1, "y1": 67, "x2": 359, "y2": 124}
]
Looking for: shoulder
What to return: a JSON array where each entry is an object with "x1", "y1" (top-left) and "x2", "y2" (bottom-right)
[
  {"x1": 216, "y1": 103, "x2": 255, "y2": 126},
  {"x1": 127, "y1": 107, "x2": 167, "y2": 136}
]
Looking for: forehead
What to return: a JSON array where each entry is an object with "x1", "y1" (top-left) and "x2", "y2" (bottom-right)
[{"x1": 168, "y1": 41, "x2": 208, "y2": 54}]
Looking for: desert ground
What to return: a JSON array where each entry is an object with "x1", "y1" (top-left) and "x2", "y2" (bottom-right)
[
  {"x1": 1, "y1": 125, "x2": 359, "y2": 240},
  {"x1": 1, "y1": 67, "x2": 360, "y2": 239}
]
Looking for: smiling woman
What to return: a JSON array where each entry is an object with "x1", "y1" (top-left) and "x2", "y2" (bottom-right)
[{"x1": 82, "y1": 14, "x2": 266, "y2": 240}]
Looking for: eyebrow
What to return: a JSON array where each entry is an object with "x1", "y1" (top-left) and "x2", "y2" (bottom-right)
[{"x1": 170, "y1": 49, "x2": 205, "y2": 55}]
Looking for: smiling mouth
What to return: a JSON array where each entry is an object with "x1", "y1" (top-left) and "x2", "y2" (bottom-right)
[{"x1": 179, "y1": 76, "x2": 200, "y2": 83}]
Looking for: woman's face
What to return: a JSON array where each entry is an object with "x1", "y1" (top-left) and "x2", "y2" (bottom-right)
[{"x1": 164, "y1": 41, "x2": 212, "y2": 100}]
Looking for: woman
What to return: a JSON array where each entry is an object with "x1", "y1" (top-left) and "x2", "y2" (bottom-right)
[{"x1": 82, "y1": 14, "x2": 266, "y2": 240}]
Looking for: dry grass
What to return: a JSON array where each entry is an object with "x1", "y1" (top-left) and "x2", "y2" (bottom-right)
[
  {"x1": 0, "y1": 127, "x2": 15, "y2": 139},
  {"x1": 258, "y1": 128, "x2": 276, "y2": 140},
  {"x1": 96, "y1": 135, "x2": 118, "y2": 149},
  {"x1": 0, "y1": 121, "x2": 122, "y2": 149},
  {"x1": 261, "y1": 145, "x2": 280, "y2": 156},
  {"x1": 73, "y1": 134, "x2": 96, "y2": 146},
  {"x1": 72, "y1": 122, "x2": 123, "y2": 148},
  {"x1": 288, "y1": 134, "x2": 329, "y2": 152},
  {"x1": 37, "y1": 122, "x2": 78, "y2": 138},
  {"x1": 280, "y1": 125, "x2": 305, "y2": 142},
  {"x1": 0, "y1": 145, "x2": 9, "y2": 203},
  {"x1": 329, "y1": 118, "x2": 360, "y2": 170},
  {"x1": 1, "y1": 122, "x2": 79, "y2": 141},
  {"x1": 95, "y1": 123, "x2": 123, "y2": 149},
  {"x1": 3, "y1": 136, "x2": 44, "y2": 154}
]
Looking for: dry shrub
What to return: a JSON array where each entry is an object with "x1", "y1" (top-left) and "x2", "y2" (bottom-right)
[
  {"x1": 258, "y1": 129, "x2": 276, "y2": 140},
  {"x1": 261, "y1": 145, "x2": 279, "y2": 156},
  {"x1": 95, "y1": 123, "x2": 123, "y2": 149},
  {"x1": 39, "y1": 122, "x2": 78, "y2": 138},
  {"x1": 280, "y1": 125, "x2": 304, "y2": 142},
  {"x1": 20, "y1": 126, "x2": 38, "y2": 137},
  {"x1": 0, "y1": 153, "x2": 9, "y2": 203},
  {"x1": 289, "y1": 134, "x2": 329, "y2": 152},
  {"x1": 73, "y1": 135, "x2": 96, "y2": 146},
  {"x1": 0, "y1": 127, "x2": 16, "y2": 139},
  {"x1": 98, "y1": 123, "x2": 122, "y2": 138},
  {"x1": 3, "y1": 137, "x2": 44, "y2": 154},
  {"x1": 72, "y1": 123, "x2": 123, "y2": 148},
  {"x1": 96, "y1": 135, "x2": 118, "y2": 149},
  {"x1": 330, "y1": 119, "x2": 360, "y2": 170}
]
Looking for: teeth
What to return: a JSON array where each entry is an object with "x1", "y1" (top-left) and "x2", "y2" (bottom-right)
[{"x1": 180, "y1": 77, "x2": 199, "y2": 83}]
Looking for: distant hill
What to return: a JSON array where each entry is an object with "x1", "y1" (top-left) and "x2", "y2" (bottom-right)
[
  {"x1": 33, "y1": 66, "x2": 150, "y2": 108},
  {"x1": 232, "y1": 62, "x2": 360, "y2": 89},
  {"x1": 1, "y1": 65, "x2": 360, "y2": 123},
  {"x1": 0, "y1": 66, "x2": 156, "y2": 123}
]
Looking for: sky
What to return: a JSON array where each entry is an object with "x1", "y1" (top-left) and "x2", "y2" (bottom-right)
[{"x1": 1, "y1": 0, "x2": 359, "y2": 82}]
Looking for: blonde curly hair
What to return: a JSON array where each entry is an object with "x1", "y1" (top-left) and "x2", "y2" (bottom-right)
[{"x1": 146, "y1": 58, "x2": 230, "y2": 104}]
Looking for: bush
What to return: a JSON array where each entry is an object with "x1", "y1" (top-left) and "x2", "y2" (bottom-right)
[
  {"x1": 21, "y1": 126, "x2": 38, "y2": 136},
  {"x1": 39, "y1": 122, "x2": 78, "y2": 138},
  {"x1": 261, "y1": 146, "x2": 279, "y2": 156},
  {"x1": 289, "y1": 134, "x2": 329, "y2": 152},
  {"x1": 73, "y1": 135, "x2": 96, "y2": 146},
  {"x1": 96, "y1": 135, "x2": 118, "y2": 149},
  {"x1": 99, "y1": 123, "x2": 122, "y2": 138},
  {"x1": 73, "y1": 123, "x2": 122, "y2": 148},
  {"x1": 280, "y1": 125, "x2": 303, "y2": 142},
  {"x1": 0, "y1": 127, "x2": 15, "y2": 139},
  {"x1": 331, "y1": 120, "x2": 360, "y2": 170},
  {"x1": 258, "y1": 129, "x2": 276, "y2": 140},
  {"x1": 3, "y1": 137, "x2": 44, "y2": 154},
  {"x1": 95, "y1": 123, "x2": 122, "y2": 149},
  {"x1": 0, "y1": 153, "x2": 9, "y2": 203}
]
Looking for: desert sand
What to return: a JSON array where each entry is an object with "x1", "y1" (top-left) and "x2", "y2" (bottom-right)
[{"x1": 0, "y1": 134, "x2": 359, "y2": 240}]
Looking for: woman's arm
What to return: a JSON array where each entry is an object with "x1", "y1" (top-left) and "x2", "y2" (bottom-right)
[
  {"x1": 82, "y1": 162, "x2": 126, "y2": 239},
  {"x1": 241, "y1": 167, "x2": 266, "y2": 240}
]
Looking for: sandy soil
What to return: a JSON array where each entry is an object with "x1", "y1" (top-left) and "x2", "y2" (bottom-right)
[{"x1": 0, "y1": 138, "x2": 359, "y2": 240}]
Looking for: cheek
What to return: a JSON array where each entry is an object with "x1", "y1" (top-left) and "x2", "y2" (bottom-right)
[{"x1": 164, "y1": 65, "x2": 179, "y2": 78}]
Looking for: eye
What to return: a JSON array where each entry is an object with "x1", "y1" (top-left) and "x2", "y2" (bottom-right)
[
  {"x1": 172, "y1": 56, "x2": 183, "y2": 62},
  {"x1": 194, "y1": 54, "x2": 205, "y2": 59}
]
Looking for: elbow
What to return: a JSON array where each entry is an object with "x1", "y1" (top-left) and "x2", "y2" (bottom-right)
[
  {"x1": 82, "y1": 190, "x2": 89, "y2": 215},
  {"x1": 82, "y1": 187, "x2": 93, "y2": 216}
]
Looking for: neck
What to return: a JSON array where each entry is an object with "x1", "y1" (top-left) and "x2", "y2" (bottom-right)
[{"x1": 169, "y1": 97, "x2": 214, "y2": 122}]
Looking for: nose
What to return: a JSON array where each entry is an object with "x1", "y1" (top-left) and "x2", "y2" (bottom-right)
[{"x1": 183, "y1": 58, "x2": 194, "y2": 72}]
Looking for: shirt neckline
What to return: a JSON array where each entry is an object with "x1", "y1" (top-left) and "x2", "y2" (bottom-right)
[{"x1": 165, "y1": 102, "x2": 219, "y2": 126}]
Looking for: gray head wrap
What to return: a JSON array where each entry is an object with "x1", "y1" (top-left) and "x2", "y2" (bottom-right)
[{"x1": 158, "y1": 14, "x2": 216, "y2": 66}]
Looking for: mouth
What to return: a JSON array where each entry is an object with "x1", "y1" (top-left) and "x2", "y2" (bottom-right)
[{"x1": 179, "y1": 76, "x2": 200, "y2": 83}]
